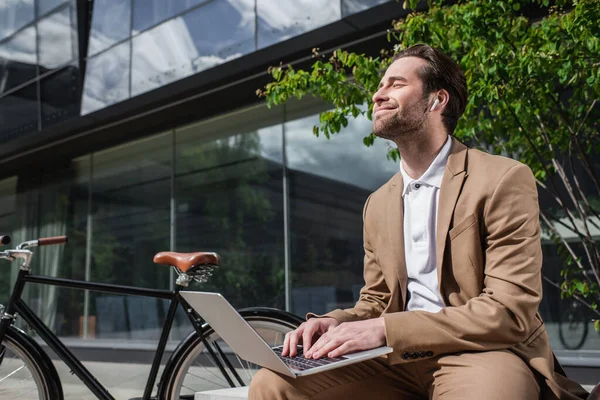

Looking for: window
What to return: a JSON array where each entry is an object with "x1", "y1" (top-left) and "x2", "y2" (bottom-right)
[
  {"x1": 285, "y1": 110, "x2": 398, "y2": 316},
  {"x1": 131, "y1": 0, "x2": 255, "y2": 96},
  {"x1": 0, "y1": 24, "x2": 37, "y2": 94},
  {"x1": 37, "y1": 2, "x2": 78, "y2": 72},
  {"x1": 257, "y1": 0, "x2": 341, "y2": 49},
  {"x1": 81, "y1": 40, "x2": 130, "y2": 115},
  {"x1": 87, "y1": 0, "x2": 131, "y2": 57},
  {"x1": 40, "y1": 63, "x2": 80, "y2": 128},
  {"x1": 132, "y1": 0, "x2": 207, "y2": 34},
  {"x1": 175, "y1": 105, "x2": 285, "y2": 309},
  {"x1": 0, "y1": 0, "x2": 35, "y2": 41}
]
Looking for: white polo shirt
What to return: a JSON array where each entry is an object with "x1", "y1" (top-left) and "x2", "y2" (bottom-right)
[{"x1": 399, "y1": 136, "x2": 451, "y2": 313}]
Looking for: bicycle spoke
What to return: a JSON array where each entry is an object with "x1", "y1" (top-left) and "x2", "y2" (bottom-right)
[
  {"x1": 191, "y1": 360, "x2": 229, "y2": 385},
  {"x1": 0, "y1": 364, "x2": 26, "y2": 383}
]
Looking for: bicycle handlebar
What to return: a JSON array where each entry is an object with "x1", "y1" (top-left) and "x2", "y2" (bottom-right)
[
  {"x1": 0, "y1": 235, "x2": 10, "y2": 245},
  {"x1": 16, "y1": 236, "x2": 68, "y2": 249},
  {"x1": 38, "y1": 236, "x2": 68, "y2": 246}
]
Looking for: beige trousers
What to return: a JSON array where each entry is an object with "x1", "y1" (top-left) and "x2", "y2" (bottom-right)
[{"x1": 248, "y1": 350, "x2": 540, "y2": 400}]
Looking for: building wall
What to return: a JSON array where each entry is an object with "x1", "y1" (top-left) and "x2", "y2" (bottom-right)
[{"x1": 0, "y1": 0, "x2": 391, "y2": 141}]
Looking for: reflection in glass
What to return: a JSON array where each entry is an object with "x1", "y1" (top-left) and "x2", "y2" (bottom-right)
[
  {"x1": 40, "y1": 64, "x2": 80, "y2": 129},
  {"x1": 37, "y1": 0, "x2": 67, "y2": 17},
  {"x1": 131, "y1": 0, "x2": 255, "y2": 96},
  {"x1": 0, "y1": 0, "x2": 35, "y2": 40},
  {"x1": 257, "y1": 0, "x2": 341, "y2": 49},
  {"x1": 341, "y1": 0, "x2": 391, "y2": 17},
  {"x1": 88, "y1": 0, "x2": 131, "y2": 57},
  {"x1": 0, "y1": 24, "x2": 37, "y2": 95},
  {"x1": 285, "y1": 111, "x2": 397, "y2": 316},
  {"x1": 15, "y1": 158, "x2": 90, "y2": 337},
  {"x1": 0, "y1": 84, "x2": 38, "y2": 143},
  {"x1": 132, "y1": 0, "x2": 207, "y2": 34},
  {"x1": 81, "y1": 41, "x2": 130, "y2": 115},
  {"x1": 91, "y1": 133, "x2": 172, "y2": 339},
  {"x1": 175, "y1": 105, "x2": 284, "y2": 309},
  {"x1": 0, "y1": 177, "x2": 17, "y2": 300},
  {"x1": 38, "y1": 2, "x2": 78, "y2": 71}
]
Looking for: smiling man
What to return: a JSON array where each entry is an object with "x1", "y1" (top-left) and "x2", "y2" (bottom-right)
[{"x1": 249, "y1": 44, "x2": 587, "y2": 400}]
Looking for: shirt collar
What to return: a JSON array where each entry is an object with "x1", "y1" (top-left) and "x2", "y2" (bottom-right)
[{"x1": 399, "y1": 136, "x2": 452, "y2": 196}]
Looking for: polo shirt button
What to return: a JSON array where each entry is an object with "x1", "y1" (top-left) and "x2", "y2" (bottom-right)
[
  {"x1": 414, "y1": 183, "x2": 421, "y2": 189},
  {"x1": 426, "y1": 351, "x2": 434, "y2": 357},
  {"x1": 402, "y1": 352, "x2": 410, "y2": 359}
]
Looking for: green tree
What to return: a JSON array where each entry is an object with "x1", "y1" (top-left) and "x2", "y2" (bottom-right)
[{"x1": 258, "y1": 0, "x2": 600, "y2": 328}]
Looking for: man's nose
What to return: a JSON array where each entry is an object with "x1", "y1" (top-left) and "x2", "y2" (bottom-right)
[{"x1": 372, "y1": 88, "x2": 389, "y2": 104}]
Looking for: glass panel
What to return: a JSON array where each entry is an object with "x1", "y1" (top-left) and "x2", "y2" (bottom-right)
[
  {"x1": 38, "y1": 2, "x2": 78, "y2": 71},
  {"x1": 37, "y1": 0, "x2": 67, "y2": 17},
  {"x1": 91, "y1": 133, "x2": 172, "y2": 340},
  {"x1": 257, "y1": 0, "x2": 341, "y2": 49},
  {"x1": 14, "y1": 157, "x2": 90, "y2": 338},
  {"x1": 175, "y1": 105, "x2": 285, "y2": 311},
  {"x1": 0, "y1": 83, "x2": 38, "y2": 143},
  {"x1": 541, "y1": 243, "x2": 600, "y2": 352},
  {"x1": 40, "y1": 63, "x2": 80, "y2": 128},
  {"x1": 341, "y1": 0, "x2": 391, "y2": 17},
  {"x1": 0, "y1": 24, "x2": 37, "y2": 95},
  {"x1": 0, "y1": 0, "x2": 35, "y2": 40},
  {"x1": 81, "y1": 40, "x2": 130, "y2": 115},
  {"x1": 132, "y1": 0, "x2": 208, "y2": 34},
  {"x1": 131, "y1": 0, "x2": 255, "y2": 96},
  {"x1": 0, "y1": 176, "x2": 17, "y2": 301},
  {"x1": 285, "y1": 111, "x2": 398, "y2": 317},
  {"x1": 87, "y1": 0, "x2": 131, "y2": 57}
]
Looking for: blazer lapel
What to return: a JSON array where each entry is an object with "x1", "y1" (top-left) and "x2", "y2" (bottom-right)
[
  {"x1": 387, "y1": 172, "x2": 408, "y2": 307},
  {"x1": 436, "y1": 139, "x2": 468, "y2": 301}
]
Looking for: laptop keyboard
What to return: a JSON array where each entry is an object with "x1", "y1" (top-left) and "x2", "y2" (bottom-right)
[{"x1": 272, "y1": 345, "x2": 347, "y2": 371}]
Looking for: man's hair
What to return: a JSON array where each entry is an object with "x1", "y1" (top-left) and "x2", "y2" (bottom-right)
[{"x1": 392, "y1": 44, "x2": 468, "y2": 134}]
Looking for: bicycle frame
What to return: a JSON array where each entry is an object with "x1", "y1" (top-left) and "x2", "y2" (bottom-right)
[{"x1": 0, "y1": 267, "x2": 245, "y2": 400}]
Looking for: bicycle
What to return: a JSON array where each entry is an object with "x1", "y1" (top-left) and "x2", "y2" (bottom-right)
[
  {"x1": 0, "y1": 234, "x2": 303, "y2": 399},
  {"x1": 558, "y1": 299, "x2": 599, "y2": 350}
]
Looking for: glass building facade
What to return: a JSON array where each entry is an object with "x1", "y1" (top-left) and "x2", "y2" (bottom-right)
[{"x1": 0, "y1": 0, "x2": 598, "y2": 380}]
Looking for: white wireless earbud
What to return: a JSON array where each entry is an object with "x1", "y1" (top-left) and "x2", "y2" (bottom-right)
[{"x1": 430, "y1": 98, "x2": 440, "y2": 112}]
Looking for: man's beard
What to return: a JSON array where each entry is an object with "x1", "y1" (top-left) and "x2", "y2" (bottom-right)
[{"x1": 372, "y1": 98, "x2": 429, "y2": 142}]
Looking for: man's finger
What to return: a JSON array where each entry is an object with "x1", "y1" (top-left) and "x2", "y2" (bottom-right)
[
  {"x1": 312, "y1": 336, "x2": 345, "y2": 359},
  {"x1": 327, "y1": 340, "x2": 356, "y2": 358},
  {"x1": 281, "y1": 332, "x2": 291, "y2": 356},
  {"x1": 304, "y1": 331, "x2": 328, "y2": 358},
  {"x1": 288, "y1": 327, "x2": 302, "y2": 357},
  {"x1": 301, "y1": 322, "x2": 318, "y2": 355}
]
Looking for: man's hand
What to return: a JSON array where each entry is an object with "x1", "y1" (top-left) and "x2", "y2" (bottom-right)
[
  {"x1": 281, "y1": 317, "x2": 340, "y2": 357},
  {"x1": 304, "y1": 317, "x2": 386, "y2": 359}
]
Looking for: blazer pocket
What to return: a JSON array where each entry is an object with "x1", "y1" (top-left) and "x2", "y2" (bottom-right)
[{"x1": 449, "y1": 213, "x2": 477, "y2": 241}]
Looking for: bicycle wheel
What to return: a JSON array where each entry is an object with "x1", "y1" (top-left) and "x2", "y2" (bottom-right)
[
  {"x1": 159, "y1": 309, "x2": 301, "y2": 400},
  {"x1": 0, "y1": 327, "x2": 63, "y2": 400},
  {"x1": 558, "y1": 303, "x2": 588, "y2": 350}
]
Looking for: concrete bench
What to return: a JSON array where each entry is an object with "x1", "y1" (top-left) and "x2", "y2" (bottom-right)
[
  {"x1": 195, "y1": 386, "x2": 249, "y2": 400},
  {"x1": 195, "y1": 385, "x2": 599, "y2": 400}
]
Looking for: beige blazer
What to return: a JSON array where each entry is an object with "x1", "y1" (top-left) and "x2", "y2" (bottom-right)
[{"x1": 318, "y1": 138, "x2": 588, "y2": 400}]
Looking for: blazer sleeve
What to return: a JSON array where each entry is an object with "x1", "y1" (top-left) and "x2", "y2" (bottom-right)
[
  {"x1": 307, "y1": 194, "x2": 391, "y2": 323},
  {"x1": 383, "y1": 163, "x2": 543, "y2": 364}
]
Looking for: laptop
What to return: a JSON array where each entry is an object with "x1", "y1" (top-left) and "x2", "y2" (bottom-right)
[{"x1": 180, "y1": 291, "x2": 393, "y2": 378}]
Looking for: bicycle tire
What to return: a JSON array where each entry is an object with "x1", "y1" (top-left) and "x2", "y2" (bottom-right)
[
  {"x1": 158, "y1": 308, "x2": 302, "y2": 400},
  {"x1": 558, "y1": 304, "x2": 588, "y2": 350},
  {"x1": 0, "y1": 326, "x2": 63, "y2": 400}
]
